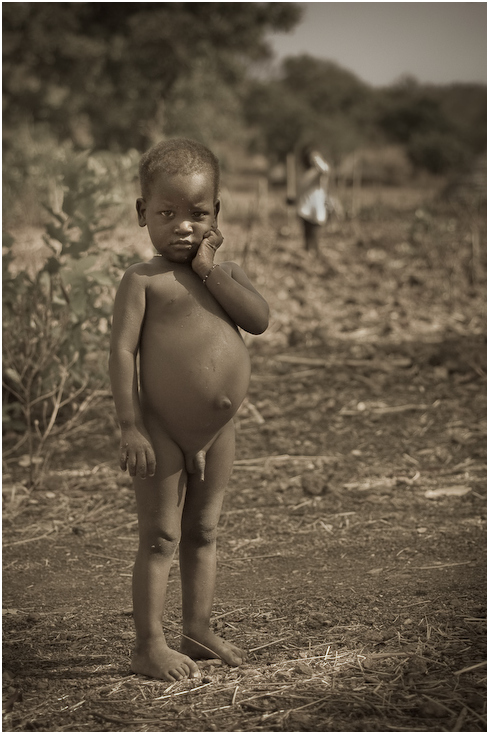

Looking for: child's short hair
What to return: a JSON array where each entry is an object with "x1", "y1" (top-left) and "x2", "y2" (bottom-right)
[{"x1": 139, "y1": 138, "x2": 220, "y2": 200}]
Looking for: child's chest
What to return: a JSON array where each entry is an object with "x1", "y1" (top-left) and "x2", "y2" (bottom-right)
[{"x1": 144, "y1": 272, "x2": 214, "y2": 323}]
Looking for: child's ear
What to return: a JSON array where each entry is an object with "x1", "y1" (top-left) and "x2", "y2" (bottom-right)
[
  {"x1": 213, "y1": 200, "x2": 221, "y2": 224},
  {"x1": 136, "y1": 198, "x2": 147, "y2": 227}
]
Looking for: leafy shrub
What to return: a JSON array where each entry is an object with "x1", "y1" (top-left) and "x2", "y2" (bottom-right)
[
  {"x1": 2, "y1": 124, "x2": 73, "y2": 227},
  {"x1": 3, "y1": 149, "x2": 137, "y2": 483}
]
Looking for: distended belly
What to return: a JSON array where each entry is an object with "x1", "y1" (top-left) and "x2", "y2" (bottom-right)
[{"x1": 138, "y1": 325, "x2": 251, "y2": 442}]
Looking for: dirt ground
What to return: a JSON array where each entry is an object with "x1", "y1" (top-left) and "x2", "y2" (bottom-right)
[{"x1": 3, "y1": 183, "x2": 487, "y2": 732}]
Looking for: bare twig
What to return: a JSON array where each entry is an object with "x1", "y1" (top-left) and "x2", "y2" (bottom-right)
[
  {"x1": 454, "y1": 660, "x2": 487, "y2": 676},
  {"x1": 3, "y1": 529, "x2": 57, "y2": 547},
  {"x1": 249, "y1": 636, "x2": 293, "y2": 652},
  {"x1": 234, "y1": 454, "x2": 337, "y2": 465}
]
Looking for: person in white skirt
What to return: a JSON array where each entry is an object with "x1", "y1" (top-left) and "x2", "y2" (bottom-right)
[{"x1": 289, "y1": 146, "x2": 330, "y2": 251}]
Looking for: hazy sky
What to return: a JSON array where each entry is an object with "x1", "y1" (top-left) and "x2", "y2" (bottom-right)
[{"x1": 267, "y1": 2, "x2": 487, "y2": 86}]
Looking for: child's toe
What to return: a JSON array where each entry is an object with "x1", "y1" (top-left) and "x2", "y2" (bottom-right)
[
  {"x1": 183, "y1": 657, "x2": 201, "y2": 678},
  {"x1": 227, "y1": 648, "x2": 246, "y2": 666}
]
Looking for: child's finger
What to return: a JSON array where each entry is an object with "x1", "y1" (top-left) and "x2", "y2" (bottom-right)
[
  {"x1": 127, "y1": 449, "x2": 139, "y2": 477},
  {"x1": 135, "y1": 448, "x2": 150, "y2": 478},
  {"x1": 120, "y1": 444, "x2": 128, "y2": 472},
  {"x1": 203, "y1": 229, "x2": 223, "y2": 248},
  {"x1": 146, "y1": 449, "x2": 156, "y2": 477}
]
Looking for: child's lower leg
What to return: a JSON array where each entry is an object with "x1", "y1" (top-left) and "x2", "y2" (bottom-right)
[
  {"x1": 131, "y1": 538, "x2": 200, "y2": 681},
  {"x1": 179, "y1": 536, "x2": 246, "y2": 666},
  {"x1": 130, "y1": 459, "x2": 200, "y2": 682},
  {"x1": 178, "y1": 424, "x2": 246, "y2": 666}
]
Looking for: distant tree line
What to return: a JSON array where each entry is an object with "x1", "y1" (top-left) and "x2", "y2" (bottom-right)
[
  {"x1": 3, "y1": 1, "x2": 486, "y2": 175},
  {"x1": 245, "y1": 57, "x2": 486, "y2": 174}
]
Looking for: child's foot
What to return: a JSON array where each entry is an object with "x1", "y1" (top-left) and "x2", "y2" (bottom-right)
[
  {"x1": 180, "y1": 629, "x2": 247, "y2": 667},
  {"x1": 131, "y1": 638, "x2": 201, "y2": 682}
]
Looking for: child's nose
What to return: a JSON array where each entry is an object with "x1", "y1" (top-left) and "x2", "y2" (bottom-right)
[{"x1": 175, "y1": 219, "x2": 193, "y2": 234}]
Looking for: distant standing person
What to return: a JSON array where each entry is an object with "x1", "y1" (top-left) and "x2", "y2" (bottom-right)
[{"x1": 288, "y1": 146, "x2": 330, "y2": 251}]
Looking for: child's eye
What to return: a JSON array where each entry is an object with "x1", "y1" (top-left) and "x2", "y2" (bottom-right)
[
  {"x1": 160, "y1": 210, "x2": 173, "y2": 218},
  {"x1": 193, "y1": 211, "x2": 208, "y2": 219}
]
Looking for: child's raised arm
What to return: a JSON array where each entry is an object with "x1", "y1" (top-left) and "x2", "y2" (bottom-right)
[
  {"x1": 203, "y1": 262, "x2": 269, "y2": 335},
  {"x1": 109, "y1": 266, "x2": 156, "y2": 478},
  {"x1": 192, "y1": 230, "x2": 269, "y2": 335}
]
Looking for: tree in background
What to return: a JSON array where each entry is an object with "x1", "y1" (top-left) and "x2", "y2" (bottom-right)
[
  {"x1": 3, "y1": 2, "x2": 301, "y2": 151},
  {"x1": 377, "y1": 77, "x2": 487, "y2": 174},
  {"x1": 3, "y1": 2, "x2": 485, "y2": 178},
  {"x1": 244, "y1": 55, "x2": 381, "y2": 164}
]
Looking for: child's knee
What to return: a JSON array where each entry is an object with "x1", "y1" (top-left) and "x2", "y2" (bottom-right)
[
  {"x1": 182, "y1": 522, "x2": 218, "y2": 548},
  {"x1": 140, "y1": 527, "x2": 180, "y2": 556}
]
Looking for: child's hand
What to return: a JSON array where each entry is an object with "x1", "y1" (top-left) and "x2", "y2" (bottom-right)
[
  {"x1": 191, "y1": 227, "x2": 224, "y2": 279},
  {"x1": 120, "y1": 427, "x2": 156, "y2": 479}
]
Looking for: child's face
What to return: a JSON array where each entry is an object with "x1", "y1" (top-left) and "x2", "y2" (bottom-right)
[{"x1": 136, "y1": 170, "x2": 219, "y2": 263}]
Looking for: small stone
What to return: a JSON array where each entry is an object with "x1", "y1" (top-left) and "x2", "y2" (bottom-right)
[
  {"x1": 199, "y1": 659, "x2": 222, "y2": 669},
  {"x1": 418, "y1": 700, "x2": 446, "y2": 718},
  {"x1": 295, "y1": 662, "x2": 315, "y2": 676},
  {"x1": 301, "y1": 473, "x2": 325, "y2": 496},
  {"x1": 365, "y1": 630, "x2": 383, "y2": 643},
  {"x1": 275, "y1": 671, "x2": 291, "y2": 680},
  {"x1": 310, "y1": 612, "x2": 333, "y2": 626}
]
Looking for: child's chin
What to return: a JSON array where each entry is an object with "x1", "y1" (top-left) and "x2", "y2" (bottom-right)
[{"x1": 171, "y1": 251, "x2": 195, "y2": 264}]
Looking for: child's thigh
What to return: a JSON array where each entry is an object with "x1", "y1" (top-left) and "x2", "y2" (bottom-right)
[
  {"x1": 133, "y1": 430, "x2": 187, "y2": 536},
  {"x1": 183, "y1": 421, "x2": 235, "y2": 529}
]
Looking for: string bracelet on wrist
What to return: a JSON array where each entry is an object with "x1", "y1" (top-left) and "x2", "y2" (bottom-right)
[{"x1": 202, "y1": 264, "x2": 219, "y2": 284}]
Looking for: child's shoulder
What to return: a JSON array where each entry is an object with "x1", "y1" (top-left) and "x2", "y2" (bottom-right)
[
  {"x1": 121, "y1": 259, "x2": 161, "y2": 280},
  {"x1": 116, "y1": 260, "x2": 164, "y2": 297}
]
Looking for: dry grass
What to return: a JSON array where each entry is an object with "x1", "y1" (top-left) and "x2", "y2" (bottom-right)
[
  {"x1": 3, "y1": 180, "x2": 486, "y2": 732},
  {"x1": 3, "y1": 589, "x2": 486, "y2": 732},
  {"x1": 3, "y1": 440, "x2": 486, "y2": 731}
]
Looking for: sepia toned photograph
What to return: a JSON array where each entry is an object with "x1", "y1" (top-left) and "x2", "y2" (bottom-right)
[{"x1": 3, "y1": 2, "x2": 486, "y2": 731}]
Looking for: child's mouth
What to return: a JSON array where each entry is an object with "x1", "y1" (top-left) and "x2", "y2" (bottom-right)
[{"x1": 172, "y1": 240, "x2": 193, "y2": 249}]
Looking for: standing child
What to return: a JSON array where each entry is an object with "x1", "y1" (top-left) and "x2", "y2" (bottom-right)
[
  {"x1": 288, "y1": 145, "x2": 331, "y2": 252},
  {"x1": 109, "y1": 138, "x2": 269, "y2": 682}
]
